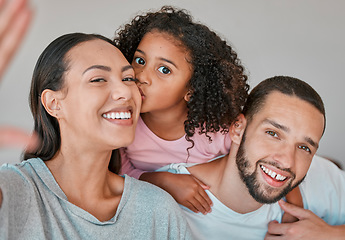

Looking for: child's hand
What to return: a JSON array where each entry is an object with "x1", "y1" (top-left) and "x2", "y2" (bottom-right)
[
  {"x1": 140, "y1": 172, "x2": 213, "y2": 214},
  {"x1": 166, "y1": 173, "x2": 212, "y2": 214}
]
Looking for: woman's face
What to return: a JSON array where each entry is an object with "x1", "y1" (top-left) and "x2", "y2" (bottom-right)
[{"x1": 55, "y1": 39, "x2": 141, "y2": 150}]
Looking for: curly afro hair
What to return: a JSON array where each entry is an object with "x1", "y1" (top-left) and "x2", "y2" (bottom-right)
[{"x1": 114, "y1": 6, "x2": 249, "y2": 143}]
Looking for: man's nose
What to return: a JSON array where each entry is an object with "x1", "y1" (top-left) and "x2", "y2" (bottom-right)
[{"x1": 273, "y1": 145, "x2": 296, "y2": 170}]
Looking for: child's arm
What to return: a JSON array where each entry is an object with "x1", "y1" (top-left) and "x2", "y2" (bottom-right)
[
  {"x1": 140, "y1": 172, "x2": 213, "y2": 215},
  {"x1": 281, "y1": 186, "x2": 303, "y2": 223}
]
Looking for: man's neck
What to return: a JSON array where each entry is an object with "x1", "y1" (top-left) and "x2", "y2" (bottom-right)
[{"x1": 188, "y1": 153, "x2": 263, "y2": 214}]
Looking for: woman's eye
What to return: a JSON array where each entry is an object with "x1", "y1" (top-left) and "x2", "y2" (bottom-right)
[
  {"x1": 90, "y1": 78, "x2": 106, "y2": 83},
  {"x1": 122, "y1": 77, "x2": 137, "y2": 82},
  {"x1": 158, "y1": 66, "x2": 171, "y2": 74},
  {"x1": 298, "y1": 145, "x2": 311, "y2": 153},
  {"x1": 266, "y1": 130, "x2": 278, "y2": 138},
  {"x1": 134, "y1": 57, "x2": 145, "y2": 65}
]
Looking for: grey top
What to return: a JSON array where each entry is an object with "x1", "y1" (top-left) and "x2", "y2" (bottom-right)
[{"x1": 0, "y1": 158, "x2": 191, "y2": 240}]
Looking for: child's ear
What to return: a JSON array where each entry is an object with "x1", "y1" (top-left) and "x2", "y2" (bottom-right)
[
  {"x1": 229, "y1": 114, "x2": 246, "y2": 145},
  {"x1": 41, "y1": 89, "x2": 63, "y2": 119},
  {"x1": 184, "y1": 89, "x2": 192, "y2": 102}
]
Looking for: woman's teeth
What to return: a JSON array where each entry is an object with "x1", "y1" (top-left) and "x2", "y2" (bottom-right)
[{"x1": 102, "y1": 112, "x2": 131, "y2": 120}]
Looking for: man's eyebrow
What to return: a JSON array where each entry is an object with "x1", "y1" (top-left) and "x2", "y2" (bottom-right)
[
  {"x1": 305, "y1": 137, "x2": 318, "y2": 149},
  {"x1": 83, "y1": 65, "x2": 111, "y2": 74},
  {"x1": 263, "y1": 119, "x2": 289, "y2": 133},
  {"x1": 263, "y1": 119, "x2": 319, "y2": 148},
  {"x1": 135, "y1": 49, "x2": 177, "y2": 69}
]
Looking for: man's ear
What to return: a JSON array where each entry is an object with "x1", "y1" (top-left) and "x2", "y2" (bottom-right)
[
  {"x1": 229, "y1": 114, "x2": 246, "y2": 145},
  {"x1": 41, "y1": 89, "x2": 63, "y2": 119}
]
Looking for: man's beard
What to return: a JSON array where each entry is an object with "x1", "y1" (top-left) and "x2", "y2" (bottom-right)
[{"x1": 235, "y1": 130, "x2": 305, "y2": 204}]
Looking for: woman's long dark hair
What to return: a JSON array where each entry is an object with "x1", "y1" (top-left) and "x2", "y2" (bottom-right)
[{"x1": 24, "y1": 33, "x2": 121, "y2": 173}]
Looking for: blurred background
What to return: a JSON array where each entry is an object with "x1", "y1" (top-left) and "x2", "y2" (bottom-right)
[{"x1": 1, "y1": 0, "x2": 344, "y2": 168}]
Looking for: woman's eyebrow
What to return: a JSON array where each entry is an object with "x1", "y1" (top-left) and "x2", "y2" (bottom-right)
[{"x1": 83, "y1": 65, "x2": 111, "y2": 75}]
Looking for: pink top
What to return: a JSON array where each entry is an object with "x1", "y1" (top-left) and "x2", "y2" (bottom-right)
[{"x1": 120, "y1": 117, "x2": 231, "y2": 179}]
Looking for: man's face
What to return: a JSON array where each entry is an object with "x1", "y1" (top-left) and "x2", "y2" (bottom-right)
[{"x1": 236, "y1": 91, "x2": 324, "y2": 204}]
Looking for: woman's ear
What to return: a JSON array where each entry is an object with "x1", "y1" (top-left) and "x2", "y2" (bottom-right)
[
  {"x1": 41, "y1": 89, "x2": 62, "y2": 119},
  {"x1": 229, "y1": 114, "x2": 246, "y2": 145}
]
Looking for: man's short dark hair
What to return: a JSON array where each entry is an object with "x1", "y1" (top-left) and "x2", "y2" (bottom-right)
[{"x1": 242, "y1": 76, "x2": 326, "y2": 133}]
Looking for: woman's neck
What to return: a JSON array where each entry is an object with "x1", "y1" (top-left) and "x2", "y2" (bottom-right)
[{"x1": 45, "y1": 148, "x2": 124, "y2": 221}]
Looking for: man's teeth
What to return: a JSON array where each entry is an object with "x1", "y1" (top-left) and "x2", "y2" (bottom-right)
[
  {"x1": 102, "y1": 112, "x2": 131, "y2": 120},
  {"x1": 260, "y1": 165, "x2": 287, "y2": 181}
]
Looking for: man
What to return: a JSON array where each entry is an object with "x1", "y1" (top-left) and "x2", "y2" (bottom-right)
[{"x1": 160, "y1": 76, "x2": 345, "y2": 239}]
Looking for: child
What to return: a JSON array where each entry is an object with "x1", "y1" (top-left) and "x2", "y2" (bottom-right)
[{"x1": 114, "y1": 6, "x2": 302, "y2": 219}]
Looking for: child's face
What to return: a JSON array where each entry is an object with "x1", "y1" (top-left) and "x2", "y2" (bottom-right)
[{"x1": 132, "y1": 31, "x2": 193, "y2": 114}]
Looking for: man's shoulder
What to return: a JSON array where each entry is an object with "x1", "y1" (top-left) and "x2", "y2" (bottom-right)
[
  {"x1": 300, "y1": 155, "x2": 345, "y2": 224},
  {"x1": 305, "y1": 155, "x2": 344, "y2": 180},
  {"x1": 156, "y1": 162, "x2": 193, "y2": 174},
  {"x1": 301, "y1": 155, "x2": 344, "y2": 191}
]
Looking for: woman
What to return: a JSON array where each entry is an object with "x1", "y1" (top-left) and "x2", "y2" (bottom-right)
[{"x1": 0, "y1": 33, "x2": 191, "y2": 239}]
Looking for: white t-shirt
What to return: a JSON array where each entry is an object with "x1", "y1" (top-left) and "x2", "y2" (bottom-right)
[{"x1": 159, "y1": 155, "x2": 345, "y2": 240}]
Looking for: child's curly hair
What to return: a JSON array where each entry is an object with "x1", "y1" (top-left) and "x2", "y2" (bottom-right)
[{"x1": 114, "y1": 6, "x2": 249, "y2": 144}]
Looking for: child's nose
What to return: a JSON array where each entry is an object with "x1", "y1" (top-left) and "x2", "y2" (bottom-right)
[{"x1": 136, "y1": 68, "x2": 151, "y2": 85}]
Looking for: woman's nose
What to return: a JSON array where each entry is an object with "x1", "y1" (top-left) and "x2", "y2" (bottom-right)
[{"x1": 111, "y1": 81, "x2": 132, "y2": 102}]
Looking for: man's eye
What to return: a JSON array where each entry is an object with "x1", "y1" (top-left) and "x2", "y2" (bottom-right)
[
  {"x1": 90, "y1": 78, "x2": 105, "y2": 83},
  {"x1": 298, "y1": 145, "x2": 311, "y2": 153},
  {"x1": 158, "y1": 66, "x2": 171, "y2": 74},
  {"x1": 134, "y1": 57, "x2": 145, "y2": 65},
  {"x1": 266, "y1": 130, "x2": 278, "y2": 138},
  {"x1": 122, "y1": 77, "x2": 137, "y2": 82}
]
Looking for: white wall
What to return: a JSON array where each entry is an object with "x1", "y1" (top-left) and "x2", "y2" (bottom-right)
[{"x1": 1, "y1": 0, "x2": 344, "y2": 167}]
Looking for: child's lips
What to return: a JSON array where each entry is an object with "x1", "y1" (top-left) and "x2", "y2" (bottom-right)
[{"x1": 138, "y1": 87, "x2": 145, "y2": 99}]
